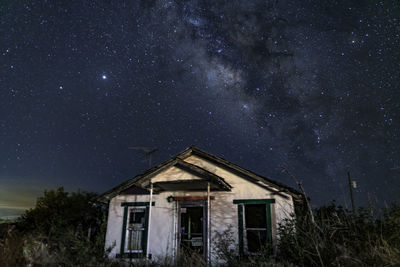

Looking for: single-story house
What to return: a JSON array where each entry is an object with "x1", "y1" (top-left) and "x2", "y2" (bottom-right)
[{"x1": 98, "y1": 146, "x2": 303, "y2": 264}]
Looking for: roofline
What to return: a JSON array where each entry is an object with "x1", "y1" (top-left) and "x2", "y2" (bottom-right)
[
  {"x1": 184, "y1": 146, "x2": 303, "y2": 198},
  {"x1": 97, "y1": 149, "x2": 232, "y2": 202},
  {"x1": 97, "y1": 146, "x2": 303, "y2": 203},
  {"x1": 137, "y1": 159, "x2": 232, "y2": 191},
  {"x1": 97, "y1": 156, "x2": 180, "y2": 203}
]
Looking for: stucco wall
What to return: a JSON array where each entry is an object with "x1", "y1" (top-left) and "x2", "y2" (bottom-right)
[
  {"x1": 184, "y1": 155, "x2": 294, "y2": 257},
  {"x1": 104, "y1": 155, "x2": 295, "y2": 262},
  {"x1": 151, "y1": 166, "x2": 202, "y2": 183},
  {"x1": 105, "y1": 192, "x2": 177, "y2": 260}
]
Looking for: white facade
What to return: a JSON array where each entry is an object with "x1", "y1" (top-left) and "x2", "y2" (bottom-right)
[{"x1": 102, "y1": 148, "x2": 299, "y2": 264}]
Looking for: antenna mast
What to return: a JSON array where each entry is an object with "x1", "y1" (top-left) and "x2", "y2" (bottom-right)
[{"x1": 129, "y1": 147, "x2": 159, "y2": 168}]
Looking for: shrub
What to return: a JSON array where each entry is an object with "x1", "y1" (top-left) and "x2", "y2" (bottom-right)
[
  {"x1": 277, "y1": 203, "x2": 400, "y2": 266},
  {"x1": 0, "y1": 187, "x2": 115, "y2": 266}
]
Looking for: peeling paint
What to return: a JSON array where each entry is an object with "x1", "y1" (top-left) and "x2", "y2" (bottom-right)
[{"x1": 105, "y1": 155, "x2": 295, "y2": 263}]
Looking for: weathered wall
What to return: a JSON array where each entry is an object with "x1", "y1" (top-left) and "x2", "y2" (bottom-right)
[
  {"x1": 150, "y1": 166, "x2": 202, "y2": 183},
  {"x1": 183, "y1": 155, "x2": 295, "y2": 259},
  {"x1": 105, "y1": 192, "x2": 177, "y2": 260},
  {"x1": 104, "y1": 155, "x2": 295, "y2": 263}
]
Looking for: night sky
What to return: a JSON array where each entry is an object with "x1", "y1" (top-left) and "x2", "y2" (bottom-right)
[{"x1": 1, "y1": 1, "x2": 399, "y2": 219}]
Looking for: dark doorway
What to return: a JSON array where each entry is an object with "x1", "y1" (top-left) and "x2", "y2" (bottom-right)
[{"x1": 179, "y1": 205, "x2": 205, "y2": 255}]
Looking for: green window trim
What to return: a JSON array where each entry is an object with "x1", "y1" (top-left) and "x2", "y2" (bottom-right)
[
  {"x1": 121, "y1": 201, "x2": 155, "y2": 207},
  {"x1": 233, "y1": 199, "x2": 275, "y2": 205},
  {"x1": 233, "y1": 199, "x2": 274, "y2": 255},
  {"x1": 237, "y1": 204, "x2": 244, "y2": 255},
  {"x1": 119, "y1": 201, "x2": 155, "y2": 258}
]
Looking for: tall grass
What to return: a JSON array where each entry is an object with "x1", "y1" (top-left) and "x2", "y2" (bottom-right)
[
  {"x1": 277, "y1": 203, "x2": 400, "y2": 266},
  {"x1": 1, "y1": 187, "x2": 399, "y2": 266}
]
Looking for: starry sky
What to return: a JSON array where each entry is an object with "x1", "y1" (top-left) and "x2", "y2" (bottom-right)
[{"x1": 1, "y1": 0, "x2": 399, "y2": 219}]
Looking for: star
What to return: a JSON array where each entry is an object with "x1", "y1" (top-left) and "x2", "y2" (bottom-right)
[{"x1": 0, "y1": 0, "x2": 398, "y2": 218}]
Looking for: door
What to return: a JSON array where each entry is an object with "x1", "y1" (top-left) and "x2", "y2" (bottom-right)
[{"x1": 179, "y1": 204, "x2": 206, "y2": 256}]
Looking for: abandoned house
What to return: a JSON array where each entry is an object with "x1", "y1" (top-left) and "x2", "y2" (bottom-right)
[{"x1": 98, "y1": 146, "x2": 303, "y2": 264}]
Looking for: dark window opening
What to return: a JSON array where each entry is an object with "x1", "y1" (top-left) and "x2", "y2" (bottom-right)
[{"x1": 244, "y1": 204, "x2": 267, "y2": 253}]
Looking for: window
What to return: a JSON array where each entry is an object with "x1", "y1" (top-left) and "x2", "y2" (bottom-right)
[
  {"x1": 233, "y1": 199, "x2": 274, "y2": 255},
  {"x1": 118, "y1": 202, "x2": 154, "y2": 258},
  {"x1": 126, "y1": 208, "x2": 146, "y2": 253},
  {"x1": 244, "y1": 204, "x2": 267, "y2": 252}
]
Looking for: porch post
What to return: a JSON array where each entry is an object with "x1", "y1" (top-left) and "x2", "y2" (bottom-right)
[
  {"x1": 174, "y1": 199, "x2": 178, "y2": 264},
  {"x1": 146, "y1": 182, "x2": 153, "y2": 260},
  {"x1": 207, "y1": 182, "x2": 211, "y2": 266}
]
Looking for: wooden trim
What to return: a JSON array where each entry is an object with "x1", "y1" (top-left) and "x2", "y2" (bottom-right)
[
  {"x1": 233, "y1": 199, "x2": 275, "y2": 205},
  {"x1": 98, "y1": 146, "x2": 302, "y2": 203},
  {"x1": 266, "y1": 204, "x2": 272, "y2": 246},
  {"x1": 121, "y1": 202, "x2": 155, "y2": 207},
  {"x1": 172, "y1": 196, "x2": 215, "y2": 201},
  {"x1": 120, "y1": 206, "x2": 128, "y2": 256},
  {"x1": 177, "y1": 202, "x2": 209, "y2": 260},
  {"x1": 119, "y1": 202, "x2": 155, "y2": 258},
  {"x1": 238, "y1": 204, "x2": 244, "y2": 255},
  {"x1": 152, "y1": 178, "x2": 230, "y2": 192},
  {"x1": 233, "y1": 199, "x2": 275, "y2": 254}
]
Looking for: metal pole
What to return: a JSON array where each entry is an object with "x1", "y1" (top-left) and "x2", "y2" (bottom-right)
[
  {"x1": 174, "y1": 200, "x2": 178, "y2": 264},
  {"x1": 347, "y1": 172, "x2": 355, "y2": 214},
  {"x1": 129, "y1": 228, "x2": 133, "y2": 266},
  {"x1": 207, "y1": 182, "x2": 211, "y2": 266},
  {"x1": 146, "y1": 182, "x2": 153, "y2": 261}
]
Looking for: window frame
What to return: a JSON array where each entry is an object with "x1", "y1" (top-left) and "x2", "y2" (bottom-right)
[
  {"x1": 117, "y1": 202, "x2": 155, "y2": 259},
  {"x1": 233, "y1": 199, "x2": 275, "y2": 255},
  {"x1": 125, "y1": 207, "x2": 146, "y2": 253}
]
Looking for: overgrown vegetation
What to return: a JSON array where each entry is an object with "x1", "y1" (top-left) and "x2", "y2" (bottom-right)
[
  {"x1": 0, "y1": 187, "x2": 115, "y2": 266},
  {"x1": 277, "y1": 203, "x2": 400, "y2": 266},
  {"x1": 1, "y1": 187, "x2": 399, "y2": 266}
]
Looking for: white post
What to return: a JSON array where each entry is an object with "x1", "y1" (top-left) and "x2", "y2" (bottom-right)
[
  {"x1": 207, "y1": 182, "x2": 211, "y2": 266},
  {"x1": 146, "y1": 182, "x2": 153, "y2": 261},
  {"x1": 174, "y1": 199, "x2": 178, "y2": 263}
]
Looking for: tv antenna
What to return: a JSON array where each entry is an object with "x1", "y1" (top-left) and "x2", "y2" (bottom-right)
[{"x1": 129, "y1": 147, "x2": 159, "y2": 168}]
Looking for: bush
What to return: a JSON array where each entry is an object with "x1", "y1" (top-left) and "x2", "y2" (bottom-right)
[
  {"x1": 2, "y1": 187, "x2": 399, "y2": 266},
  {"x1": 277, "y1": 203, "x2": 400, "y2": 266},
  {"x1": 0, "y1": 187, "x2": 115, "y2": 266}
]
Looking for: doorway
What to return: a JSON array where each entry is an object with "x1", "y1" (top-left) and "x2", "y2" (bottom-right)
[{"x1": 179, "y1": 203, "x2": 207, "y2": 257}]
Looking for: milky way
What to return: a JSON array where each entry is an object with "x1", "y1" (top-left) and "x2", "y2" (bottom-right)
[{"x1": 1, "y1": 1, "x2": 399, "y2": 218}]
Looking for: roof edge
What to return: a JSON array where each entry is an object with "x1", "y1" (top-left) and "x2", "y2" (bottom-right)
[{"x1": 97, "y1": 145, "x2": 303, "y2": 203}]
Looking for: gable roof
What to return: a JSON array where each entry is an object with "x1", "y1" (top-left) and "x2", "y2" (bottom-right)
[
  {"x1": 97, "y1": 146, "x2": 303, "y2": 203},
  {"x1": 184, "y1": 146, "x2": 303, "y2": 197}
]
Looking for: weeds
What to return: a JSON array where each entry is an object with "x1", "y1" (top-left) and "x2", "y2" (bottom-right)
[
  {"x1": 277, "y1": 203, "x2": 400, "y2": 266},
  {"x1": 1, "y1": 187, "x2": 399, "y2": 266}
]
